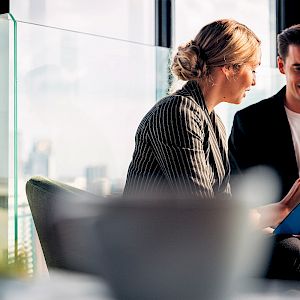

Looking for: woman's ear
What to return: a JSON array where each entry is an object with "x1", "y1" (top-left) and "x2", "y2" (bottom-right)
[{"x1": 221, "y1": 65, "x2": 232, "y2": 80}]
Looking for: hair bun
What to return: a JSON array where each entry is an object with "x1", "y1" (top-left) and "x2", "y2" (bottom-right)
[{"x1": 171, "y1": 40, "x2": 208, "y2": 81}]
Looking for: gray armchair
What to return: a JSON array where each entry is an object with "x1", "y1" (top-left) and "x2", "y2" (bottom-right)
[{"x1": 25, "y1": 176, "x2": 105, "y2": 274}]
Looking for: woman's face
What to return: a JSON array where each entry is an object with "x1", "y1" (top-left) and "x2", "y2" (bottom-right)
[{"x1": 222, "y1": 52, "x2": 261, "y2": 105}]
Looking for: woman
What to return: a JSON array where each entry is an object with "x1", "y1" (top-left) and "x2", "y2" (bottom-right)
[
  {"x1": 124, "y1": 19, "x2": 259, "y2": 197},
  {"x1": 124, "y1": 19, "x2": 300, "y2": 230}
]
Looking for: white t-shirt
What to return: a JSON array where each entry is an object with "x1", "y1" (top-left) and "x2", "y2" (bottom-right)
[{"x1": 285, "y1": 106, "x2": 300, "y2": 176}]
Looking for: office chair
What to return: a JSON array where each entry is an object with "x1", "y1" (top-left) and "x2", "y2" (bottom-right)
[{"x1": 25, "y1": 176, "x2": 105, "y2": 274}]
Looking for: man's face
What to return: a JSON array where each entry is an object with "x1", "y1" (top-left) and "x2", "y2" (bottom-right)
[{"x1": 278, "y1": 45, "x2": 300, "y2": 105}]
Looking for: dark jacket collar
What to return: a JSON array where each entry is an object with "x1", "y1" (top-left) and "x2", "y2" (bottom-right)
[
  {"x1": 272, "y1": 85, "x2": 286, "y2": 105},
  {"x1": 268, "y1": 86, "x2": 289, "y2": 122}
]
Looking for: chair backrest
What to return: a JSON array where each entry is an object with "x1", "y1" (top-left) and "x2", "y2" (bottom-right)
[{"x1": 25, "y1": 176, "x2": 104, "y2": 273}]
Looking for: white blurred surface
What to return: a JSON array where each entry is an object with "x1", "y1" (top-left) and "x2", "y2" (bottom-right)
[
  {"x1": 1, "y1": 270, "x2": 300, "y2": 300},
  {"x1": 0, "y1": 270, "x2": 114, "y2": 300}
]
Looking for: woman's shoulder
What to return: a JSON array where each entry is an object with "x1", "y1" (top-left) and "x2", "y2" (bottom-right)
[
  {"x1": 138, "y1": 92, "x2": 205, "y2": 132},
  {"x1": 153, "y1": 93, "x2": 201, "y2": 114},
  {"x1": 213, "y1": 111, "x2": 227, "y2": 135},
  {"x1": 141, "y1": 94, "x2": 205, "y2": 132}
]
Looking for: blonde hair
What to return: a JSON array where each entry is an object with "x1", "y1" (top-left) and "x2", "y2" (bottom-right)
[{"x1": 171, "y1": 19, "x2": 261, "y2": 82}]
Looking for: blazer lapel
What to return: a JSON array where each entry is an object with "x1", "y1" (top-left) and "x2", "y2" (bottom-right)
[
  {"x1": 272, "y1": 87, "x2": 298, "y2": 177},
  {"x1": 206, "y1": 111, "x2": 228, "y2": 185},
  {"x1": 179, "y1": 81, "x2": 227, "y2": 186}
]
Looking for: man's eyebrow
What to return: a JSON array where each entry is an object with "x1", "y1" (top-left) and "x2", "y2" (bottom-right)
[{"x1": 292, "y1": 63, "x2": 300, "y2": 66}]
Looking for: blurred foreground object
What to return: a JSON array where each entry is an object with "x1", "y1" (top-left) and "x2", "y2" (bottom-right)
[
  {"x1": 1, "y1": 269, "x2": 300, "y2": 300},
  {"x1": 25, "y1": 176, "x2": 271, "y2": 300}
]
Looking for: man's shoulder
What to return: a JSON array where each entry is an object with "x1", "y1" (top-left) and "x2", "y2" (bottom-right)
[
  {"x1": 237, "y1": 96, "x2": 276, "y2": 116},
  {"x1": 235, "y1": 88, "x2": 285, "y2": 119}
]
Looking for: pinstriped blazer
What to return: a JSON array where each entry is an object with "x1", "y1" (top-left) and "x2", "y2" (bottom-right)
[{"x1": 124, "y1": 80, "x2": 231, "y2": 198}]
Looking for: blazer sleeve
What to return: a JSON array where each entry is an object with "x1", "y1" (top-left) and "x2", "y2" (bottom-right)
[{"x1": 147, "y1": 97, "x2": 214, "y2": 198}]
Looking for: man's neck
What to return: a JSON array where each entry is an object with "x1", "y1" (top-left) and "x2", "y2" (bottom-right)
[{"x1": 285, "y1": 93, "x2": 300, "y2": 114}]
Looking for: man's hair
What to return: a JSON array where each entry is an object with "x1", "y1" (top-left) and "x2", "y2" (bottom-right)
[{"x1": 277, "y1": 24, "x2": 300, "y2": 60}]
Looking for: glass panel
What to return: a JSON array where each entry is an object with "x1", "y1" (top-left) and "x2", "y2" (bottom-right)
[
  {"x1": 156, "y1": 47, "x2": 172, "y2": 100},
  {"x1": 175, "y1": 0, "x2": 272, "y2": 67},
  {"x1": 0, "y1": 14, "x2": 9, "y2": 268},
  {"x1": 10, "y1": 0, "x2": 155, "y2": 45},
  {"x1": 174, "y1": 0, "x2": 282, "y2": 133},
  {"x1": 16, "y1": 21, "x2": 164, "y2": 274},
  {"x1": 0, "y1": 13, "x2": 16, "y2": 270}
]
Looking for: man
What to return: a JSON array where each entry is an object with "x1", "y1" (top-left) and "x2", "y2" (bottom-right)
[
  {"x1": 229, "y1": 24, "x2": 300, "y2": 201},
  {"x1": 229, "y1": 24, "x2": 300, "y2": 280}
]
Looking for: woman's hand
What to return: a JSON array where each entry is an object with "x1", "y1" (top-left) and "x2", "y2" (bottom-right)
[
  {"x1": 249, "y1": 178, "x2": 300, "y2": 230},
  {"x1": 250, "y1": 202, "x2": 289, "y2": 229},
  {"x1": 280, "y1": 178, "x2": 300, "y2": 211},
  {"x1": 262, "y1": 227, "x2": 274, "y2": 235}
]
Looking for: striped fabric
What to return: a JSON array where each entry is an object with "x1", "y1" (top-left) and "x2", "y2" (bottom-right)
[{"x1": 124, "y1": 80, "x2": 231, "y2": 198}]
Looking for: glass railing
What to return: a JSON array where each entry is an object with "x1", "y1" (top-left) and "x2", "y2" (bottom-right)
[
  {"x1": 0, "y1": 1, "x2": 173, "y2": 276},
  {"x1": 10, "y1": 0, "x2": 155, "y2": 45},
  {"x1": 0, "y1": 13, "x2": 17, "y2": 272},
  {"x1": 19, "y1": 34, "x2": 169, "y2": 275},
  {"x1": 1, "y1": 0, "x2": 287, "y2": 277},
  {"x1": 0, "y1": 14, "x2": 9, "y2": 269}
]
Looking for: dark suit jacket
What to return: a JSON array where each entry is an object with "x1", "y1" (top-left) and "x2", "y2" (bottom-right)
[
  {"x1": 124, "y1": 80, "x2": 231, "y2": 198},
  {"x1": 228, "y1": 86, "x2": 298, "y2": 200}
]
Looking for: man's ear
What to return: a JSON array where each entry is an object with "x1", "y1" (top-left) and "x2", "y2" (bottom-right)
[{"x1": 277, "y1": 56, "x2": 286, "y2": 75}]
